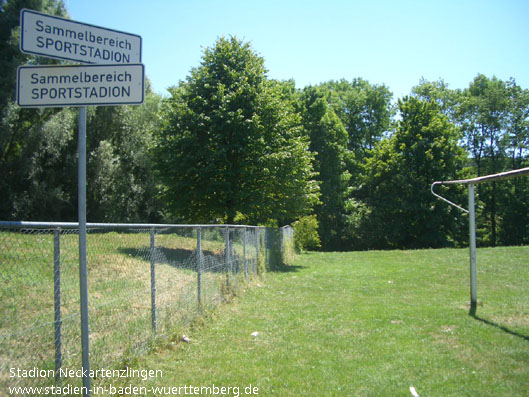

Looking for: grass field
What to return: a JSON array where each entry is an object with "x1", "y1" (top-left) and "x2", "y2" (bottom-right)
[{"x1": 119, "y1": 247, "x2": 529, "y2": 396}]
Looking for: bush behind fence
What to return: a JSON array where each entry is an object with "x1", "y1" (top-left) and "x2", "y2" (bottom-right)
[{"x1": 0, "y1": 222, "x2": 293, "y2": 392}]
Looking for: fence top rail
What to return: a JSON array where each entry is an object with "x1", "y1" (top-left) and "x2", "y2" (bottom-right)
[{"x1": 0, "y1": 221, "x2": 266, "y2": 230}]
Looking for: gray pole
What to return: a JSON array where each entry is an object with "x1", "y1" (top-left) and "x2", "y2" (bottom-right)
[
  {"x1": 468, "y1": 183, "x2": 477, "y2": 314},
  {"x1": 254, "y1": 229, "x2": 258, "y2": 275},
  {"x1": 78, "y1": 106, "x2": 91, "y2": 395},
  {"x1": 197, "y1": 227, "x2": 202, "y2": 308},
  {"x1": 53, "y1": 228, "x2": 62, "y2": 381},
  {"x1": 150, "y1": 228, "x2": 156, "y2": 332},
  {"x1": 225, "y1": 227, "x2": 230, "y2": 288},
  {"x1": 243, "y1": 228, "x2": 248, "y2": 279}
]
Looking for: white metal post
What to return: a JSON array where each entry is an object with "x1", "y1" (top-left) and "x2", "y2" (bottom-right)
[
  {"x1": 468, "y1": 183, "x2": 477, "y2": 313},
  {"x1": 78, "y1": 106, "x2": 91, "y2": 395}
]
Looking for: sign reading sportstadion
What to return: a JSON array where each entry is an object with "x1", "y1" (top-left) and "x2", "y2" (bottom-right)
[
  {"x1": 17, "y1": 63, "x2": 145, "y2": 107},
  {"x1": 20, "y1": 8, "x2": 142, "y2": 64}
]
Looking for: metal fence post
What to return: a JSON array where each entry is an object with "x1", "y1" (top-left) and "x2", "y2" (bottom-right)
[
  {"x1": 150, "y1": 228, "x2": 156, "y2": 333},
  {"x1": 243, "y1": 228, "x2": 248, "y2": 279},
  {"x1": 225, "y1": 227, "x2": 230, "y2": 288},
  {"x1": 53, "y1": 228, "x2": 62, "y2": 381},
  {"x1": 197, "y1": 227, "x2": 202, "y2": 308},
  {"x1": 254, "y1": 229, "x2": 259, "y2": 275},
  {"x1": 264, "y1": 228, "x2": 269, "y2": 270}
]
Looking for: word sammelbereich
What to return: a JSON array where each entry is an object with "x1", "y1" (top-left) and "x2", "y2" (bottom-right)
[
  {"x1": 35, "y1": 18, "x2": 134, "y2": 63},
  {"x1": 10, "y1": 367, "x2": 162, "y2": 381},
  {"x1": 29, "y1": 70, "x2": 133, "y2": 100}
]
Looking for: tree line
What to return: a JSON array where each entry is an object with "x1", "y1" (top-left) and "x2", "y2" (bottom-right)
[{"x1": 1, "y1": 0, "x2": 528, "y2": 250}]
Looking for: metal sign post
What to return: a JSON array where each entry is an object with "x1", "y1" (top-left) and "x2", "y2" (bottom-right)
[
  {"x1": 78, "y1": 106, "x2": 90, "y2": 394},
  {"x1": 18, "y1": 8, "x2": 144, "y2": 396}
]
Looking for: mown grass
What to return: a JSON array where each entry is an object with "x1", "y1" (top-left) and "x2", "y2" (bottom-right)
[{"x1": 122, "y1": 247, "x2": 529, "y2": 396}]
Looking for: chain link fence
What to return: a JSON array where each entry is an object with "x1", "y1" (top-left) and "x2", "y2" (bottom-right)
[{"x1": 0, "y1": 222, "x2": 293, "y2": 393}]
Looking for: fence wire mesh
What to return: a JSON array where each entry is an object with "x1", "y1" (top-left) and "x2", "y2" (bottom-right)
[{"x1": 0, "y1": 222, "x2": 293, "y2": 393}]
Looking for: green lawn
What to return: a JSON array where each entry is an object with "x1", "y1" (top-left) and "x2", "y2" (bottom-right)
[{"x1": 121, "y1": 247, "x2": 529, "y2": 396}]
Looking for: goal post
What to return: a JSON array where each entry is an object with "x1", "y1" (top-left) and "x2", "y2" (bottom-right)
[{"x1": 431, "y1": 167, "x2": 529, "y2": 314}]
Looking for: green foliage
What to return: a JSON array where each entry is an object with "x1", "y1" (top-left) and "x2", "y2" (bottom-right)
[
  {"x1": 498, "y1": 175, "x2": 529, "y2": 245},
  {"x1": 155, "y1": 36, "x2": 319, "y2": 225},
  {"x1": 0, "y1": 104, "x2": 78, "y2": 220},
  {"x1": 87, "y1": 83, "x2": 164, "y2": 222},
  {"x1": 300, "y1": 87, "x2": 350, "y2": 250},
  {"x1": 0, "y1": 1, "x2": 164, "y2": 223},
  {"x1": 298, "y1": 79, "x2": 396, "y2": 250},
  {"x1": 0, "y1": 88, "x2": 164, "y2": 222},
  {"x1": 293, "y1": 215, "x2": 321, "y2": 252},
  {"x1": 321, "y1": 79, "x2": 394, "y2": 155},
  {"x1": 456, "y1": 75, "x2": 529, "y2": 246},
  {"x1": 0, "y1": 0, "x2": 72, "y2": 220},
  {"x1": 357, "y1": 96, "x2": 467, "y2": 249},
  {"x1": 0, "y1": 0, "x2": 66, "y2": 111}
]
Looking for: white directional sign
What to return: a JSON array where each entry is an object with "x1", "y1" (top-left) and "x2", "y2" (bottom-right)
[
  {"x1": 17, "y1": 64, "x2": 145, "y2": 107},
  {"x1": 20, "y1": 8, "x2": 142, "y2": 64}
]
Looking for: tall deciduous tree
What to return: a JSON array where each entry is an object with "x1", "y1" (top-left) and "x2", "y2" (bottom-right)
[
  {"x1": 498, "y1": 80, "x2": 529, "y2": 245},
  {"x1": 321, "y1": 79, "x2": 394, "y2": 159},
  {"x1": 458, "y1": 75, "x2": 511, "y2": 246},
  {"x1": 0, "y1": 0, "x2": 70, "y2": 220},
  {"x1": 313, "y1": 79, "x2": 393, "y2": 249},
  {"x1": 301, "y1": 87, "x2": 350, "y2": 250},
  {"x1": 412, "y1": 78, "x2": 460, "y2": 121},
  {"x1": 156, "y1": 37, "x2": 318, "y2": 225},
  {"x1": 414, "y1": 76, "x2": 529, "y2": 247},
  {"x1": 359, "y1": 97, "x2": 467, "y2": 249}
]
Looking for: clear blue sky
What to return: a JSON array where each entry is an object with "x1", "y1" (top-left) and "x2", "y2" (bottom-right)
[{"x1": 64, "y1": 0, "x2": 529, "y2": 100}]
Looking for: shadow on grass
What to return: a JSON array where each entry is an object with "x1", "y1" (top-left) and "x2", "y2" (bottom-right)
[
  {"x1": 470, "y1": 309, "x2": 529, "y2": 342},
  {"x1": 119, "y1": 247, "x2": 224, "y2": 272},
  {"x1": 269, "y1": 263, "x2": 306, "y2": 273},
  {"x1": 119, "y1": 246, "x2": 305, "y2": 274}
]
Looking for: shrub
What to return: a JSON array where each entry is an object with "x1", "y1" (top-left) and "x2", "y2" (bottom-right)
[{"x1": 293, "y1": 215, "x2": 321, "y2": 252}]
